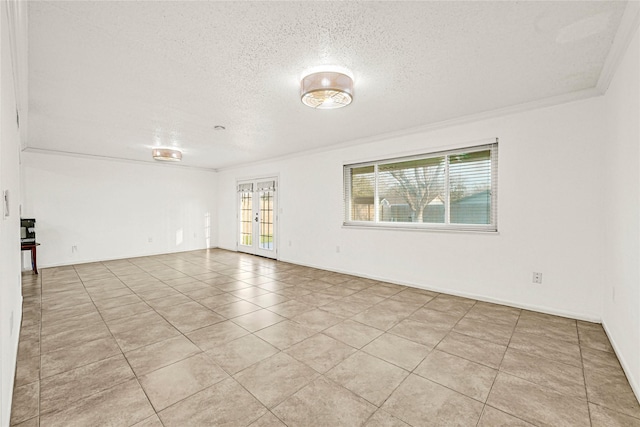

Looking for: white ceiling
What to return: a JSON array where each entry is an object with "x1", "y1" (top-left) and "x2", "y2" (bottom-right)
[{"x1": 27, "y1": 1, "x2": 630, "y2": 170}]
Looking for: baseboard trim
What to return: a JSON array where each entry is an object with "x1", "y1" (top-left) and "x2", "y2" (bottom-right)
[
  {"x1": 602, "y1": 321, "x2": 640, "y2": 404},
  {"x1": 36, "y1": 246, "x2": 219, "y2": 270},
  {"x1": 34, "y1": 246, "x2": 638, "y2": 408},
  {"x1": 41, "y1": 244, "x2": 602, "y2": 323},
  {"x1": 5, "y1": 295, "x2": 22, "y2": 427},
  {"x1": 216, "y1": 245, "x2": 601, "y2": 322},
  {"x1": 277, "y1": 256, "x2": 601, "y2": 323}
]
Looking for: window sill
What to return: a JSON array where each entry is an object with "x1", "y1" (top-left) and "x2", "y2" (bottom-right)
[{"x1": 342, "y1": 222, "x2": 499, "y2": 234}]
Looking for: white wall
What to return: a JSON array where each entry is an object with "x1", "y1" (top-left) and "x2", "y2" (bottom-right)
[
  {"x1": 0, "y1": 1, "x2": 25, "y2": 424},
  {"x1": 602, "y1": 24, "x2": 640, "y2": 401},
  {"x1": 217, "y1": 96, "x2": 607, "y2": 321},
  {"x1": 22, "y1": 152, "x2": 218, "y2": 267}
]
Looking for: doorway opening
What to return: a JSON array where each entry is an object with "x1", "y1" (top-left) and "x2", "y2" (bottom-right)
[{"x1": 237, "y1": 178, "x2": 278, "y2": 259}]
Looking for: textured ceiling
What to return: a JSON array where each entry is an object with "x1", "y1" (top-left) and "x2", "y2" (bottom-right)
[{"x1": 27, "y1": 1, "x2": 628, "y2": 170}]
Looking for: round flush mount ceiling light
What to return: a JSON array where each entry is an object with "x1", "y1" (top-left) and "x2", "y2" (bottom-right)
[
  {"x1": 152, "y1": 148, "x2": 182, "y2": 162},
  {"x1": 300, "y1": 71, "x2": 353, "y2": 109}
]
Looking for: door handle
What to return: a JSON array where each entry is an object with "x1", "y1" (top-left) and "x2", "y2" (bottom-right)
[{"x1": 254, "y1": 215, "x2": 258, "y2": 222}]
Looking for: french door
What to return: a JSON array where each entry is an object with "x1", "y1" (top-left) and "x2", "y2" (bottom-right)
[{"x1": 237, "y1": 178, "x2": 277, "y2": 259}]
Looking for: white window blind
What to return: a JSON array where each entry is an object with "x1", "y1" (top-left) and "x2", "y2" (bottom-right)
[
  {"x1": 238, "y1": 183, "x2": 253, "y2": 193},
  {"x1": 257, "y1": 181, "x2": 276, "y2": 191},
  {"x1": 344, "y1": 141, "x2": 498, "y2": 231}
]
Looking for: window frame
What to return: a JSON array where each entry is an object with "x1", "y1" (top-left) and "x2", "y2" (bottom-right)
[{"x1": 343, "y1": 141, "x2": 498, "y2": 232}]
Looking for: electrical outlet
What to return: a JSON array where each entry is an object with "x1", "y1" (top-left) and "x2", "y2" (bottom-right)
[
  {"x1": 336, "y1": 245, "x2": 341, "y2": 253},
  {"x1": 71, "y1": 245, "x2": 77, "y2": 253},
  {"x1": 148, "y1": 237, "x2": 153, "y2": 243},
  {"x1": 532, "y1": 272, "x2": 543, "y2": 284},
  {"x1": 288, "y1": 240, "x2": 292, "y2": 247}
]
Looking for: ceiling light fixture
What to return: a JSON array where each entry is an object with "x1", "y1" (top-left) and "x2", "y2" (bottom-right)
[
  {"x1": 152, "y1": 148, "x2": 182, "y2": 162},
  {"x1": 300, "y1": 71, "x2": 353, "y2": 109}
]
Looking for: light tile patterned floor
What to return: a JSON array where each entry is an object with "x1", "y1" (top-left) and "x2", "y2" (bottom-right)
[{"x1": 11, "y1": 249, "x2": 640, "y2": 426}]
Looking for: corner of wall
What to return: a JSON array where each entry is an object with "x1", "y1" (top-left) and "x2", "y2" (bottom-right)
[
  {"x1": 602, "y1": 322, "x2": 640, "y2": 404},
  {"x1": 1, "y1": 0, "x2": 28, "y2": 424},
  {"x1": 600, "y1": 9, "x2": 640, "y2": 406}
]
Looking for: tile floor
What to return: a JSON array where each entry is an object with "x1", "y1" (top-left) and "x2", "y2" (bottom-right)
[{"x1": 10, "y1": 249, "x2": 640, "y2": 426}]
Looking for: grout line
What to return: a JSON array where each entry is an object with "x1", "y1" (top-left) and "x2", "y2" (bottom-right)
[
  {"x1": 87, "y1": 258, "x2": 212, "y2": 422},
  {"x1": 97, "y1": 252, "x2": 281, "y2": 422},
  {"x1": 27, "y1": 248, "x2": 623, "y2": 426},
  {"x1": 478, "y1": 308, "x2": 524, "y2": 425},
  {"x1": 68, "y1": 264, "x2": 150, "y2": 416},
  {"x1": 577, "y1": 321, "x2": 595, "y2": 427}
]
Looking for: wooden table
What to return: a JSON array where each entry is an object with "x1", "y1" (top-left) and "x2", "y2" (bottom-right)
[{"x1": 21, "y1": 243, "x2": 40, "y2": 274}]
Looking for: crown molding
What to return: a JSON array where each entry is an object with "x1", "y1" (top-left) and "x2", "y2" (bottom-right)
[
  {"x1": 22, "y1": 147, "x2": 218, "y2": 173},
  {"x1": 217, "y1": 86, "x2": 601, "y2": 173},
  {"x1": 26, "y1": 85, "x2": 601, "y2": 176},
  {"x1": 596, "y1": 0, "x2": 640, "y2": 94}
]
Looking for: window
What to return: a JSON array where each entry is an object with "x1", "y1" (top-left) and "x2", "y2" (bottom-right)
[
  {"x1": 344, "y1": 141, "x2": 498, "y2": 231},
  {"x1": 239, "y1": 183, "x2": 253, "y2": 246}
]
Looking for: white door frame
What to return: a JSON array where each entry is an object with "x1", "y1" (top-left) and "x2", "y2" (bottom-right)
[{"x1": 236, "y1": 176, "x2": 278, "y2": 259}]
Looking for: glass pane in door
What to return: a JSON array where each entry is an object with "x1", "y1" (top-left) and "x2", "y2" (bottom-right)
[
  {"x1": 259, "y1": 191, "x2": 274, "y2": 250},
  {"x1": 240, "y1": 191, "x2": 253, "y2": 246}
]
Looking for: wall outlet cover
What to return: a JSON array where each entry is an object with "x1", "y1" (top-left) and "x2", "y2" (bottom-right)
[{"x1": 532, "y1": 272, "x2": 543, "y2": 284}]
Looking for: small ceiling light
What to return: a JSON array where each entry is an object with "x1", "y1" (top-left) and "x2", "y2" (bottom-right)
[
  {"x1": 301, "y1": 71, "x2": 353, "y2": 109},
  {"x1": 152, "y1": 148, "x2": 182, "y2": 162}
]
